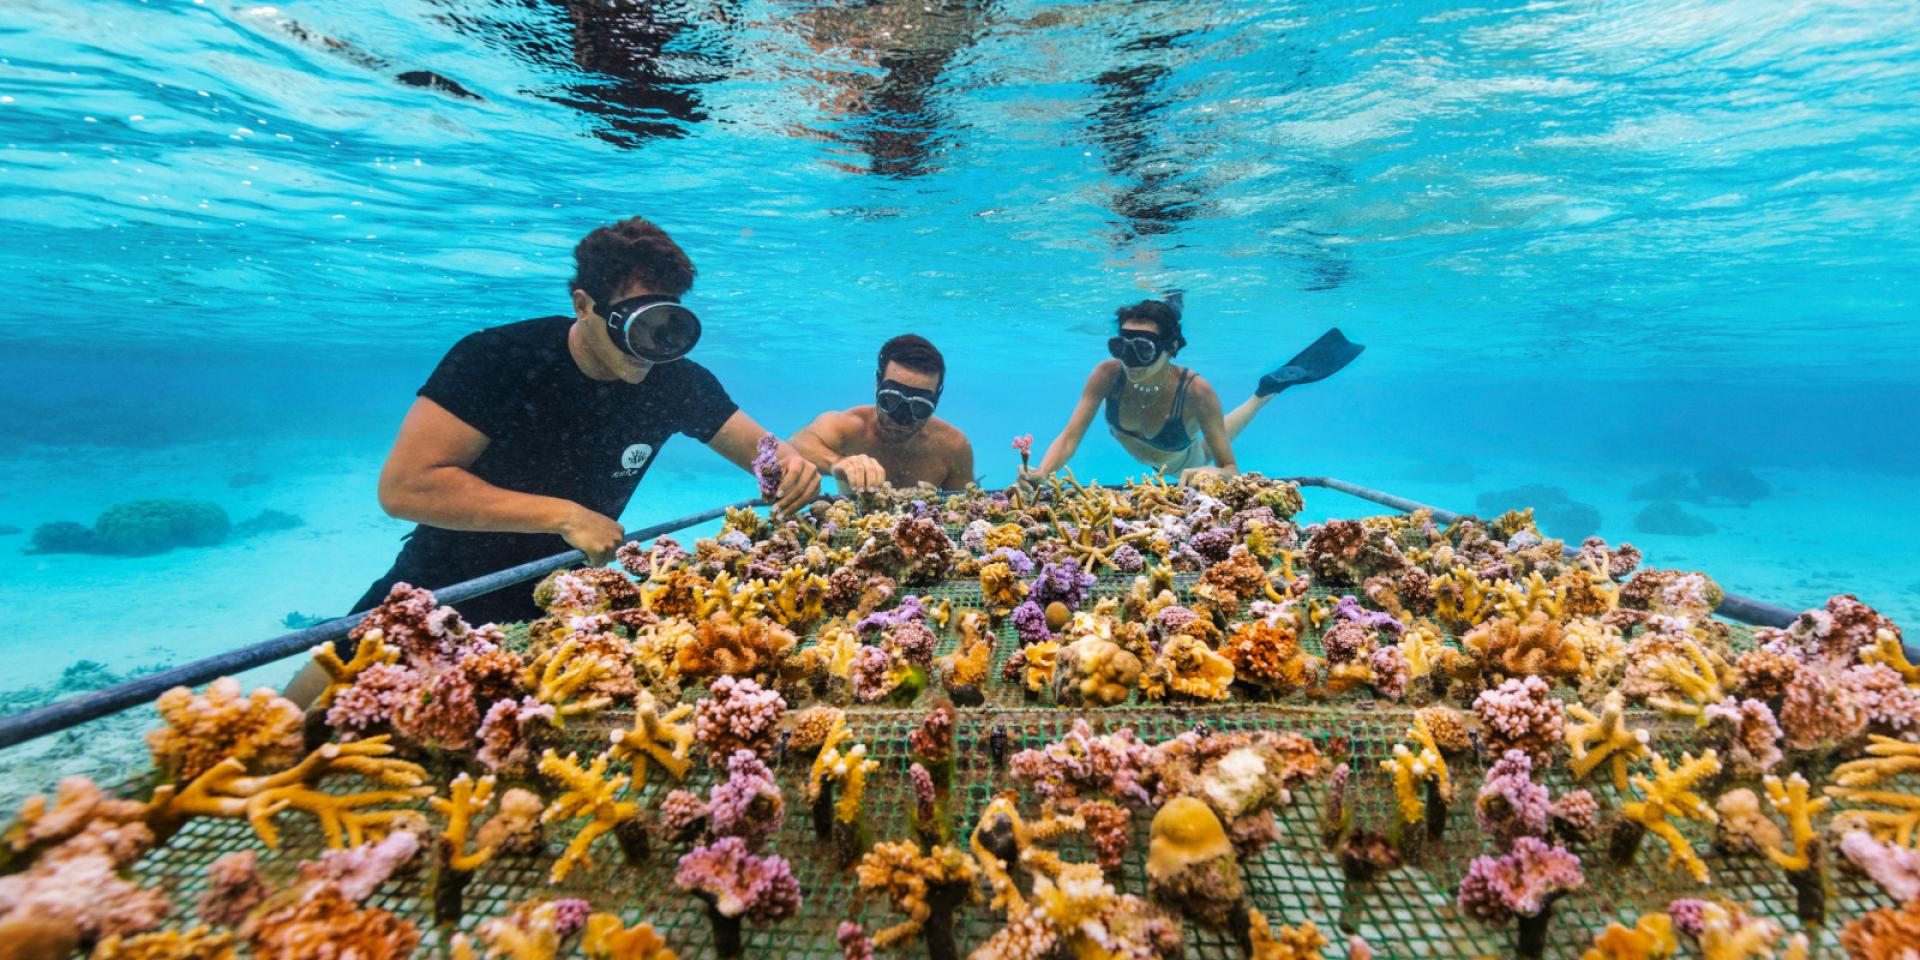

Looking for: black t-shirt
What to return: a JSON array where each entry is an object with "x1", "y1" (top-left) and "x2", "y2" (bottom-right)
[{"x1": 387, "y1": 315, "x2": 738, "y2": 584}]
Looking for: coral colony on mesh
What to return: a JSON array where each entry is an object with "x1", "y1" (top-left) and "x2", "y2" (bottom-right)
[{"x1": 6, "y1": 468, "x2": 1920, "y2": 959}]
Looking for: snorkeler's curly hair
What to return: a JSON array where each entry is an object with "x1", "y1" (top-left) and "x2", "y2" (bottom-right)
[
  {"x1": 570, "y1": 216, "x2": 696, "y2": 307},
  {"x1": 1116, "y1": 299, "x2": 1185, "y2": 353}
]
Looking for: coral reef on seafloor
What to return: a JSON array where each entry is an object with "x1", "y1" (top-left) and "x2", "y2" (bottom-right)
[{"x1": 13, "y1": 477, "x2": 1915, "y2": 960}]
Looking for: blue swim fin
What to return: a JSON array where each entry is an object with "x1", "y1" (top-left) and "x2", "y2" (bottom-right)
[{"x1": 1257, "y1": 327, "x2": 1363, "y2": 397}]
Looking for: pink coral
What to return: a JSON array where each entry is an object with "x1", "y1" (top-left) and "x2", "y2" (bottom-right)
[
  {"x1": 1666, "y1": 899, "x2": 1708, "y2": 939},
  {"x1": 908, "y1": 703, "x2": 954, "y2": 765},
  {"x1": 1368, "y1": 645, "x2": 1408, "y2": 701},
  {"x1": 1008, "y1": 719, "x2": 1157, "y2": 808},
  {"x1": 1456, "y1": 836, "x2": 1585, "y2": 925},
  {"x1": 1473, "y1": 676, "x2": 1564, "y2": 763},
  {"x1": 297, "y1": 830, "x2": 420, "y2": 902},
  {"x1": 1842, "y1": 663, "x2": 1920, "y2": 736},
  {"x1": 1474, "y1": 750, "x2": 1551, "y2": 851},
  {"x1": 1841, "y1": 831, "x2": 1920, "y2": 902},
  {"x1": 326, "y1": 663, "x2": 416, "y2": 736},
  {"x1": 148, "y1": 677, "x2": 304, "y2": 781},
  {"x1": 1550, "y1": 790, "x2": 1600, "y2": 845},
  {"x1": 0, "y1": 852, "x2": 171, "y2": 939},
  {"x1": 200, "y1": 850, "x2": 272, "y2": 928},
  {"x1": 1788, "y1": 594, "x2": 1901, "y2": 668},
  {"x1": 693, "y1": 677, "x2": 787, "y2": 766},
  {"x1": 707, "y1": 751, "x2": 785, "y2": 850},
  {"x1": 474, "y1": 696, "x2": 556, "y2": 773},
  {"x1": 838, "y1": 920, "x2": 875, "y2": 960},
  {"x1": 1321, "y1": 622, "x2": 1376, "y2": 665},
  {"x1": 674, "y1": 836, "x2": 801, "y2": 922},
  {"x1": 549, "y1": 898, "x2": 591, "y2": 938},
  {"x1": 1702, "y1": 697, "x2": 1784, "y2": 777},
  {"x1": 886, "y1": 621, "x2": 938, "y2": 669},
  {"x1": 389, "y1": 665, "x2": 480, "y2": 750},
  {"x1": 850, "y1": 645, "x2": 897, "y2": 703},
  {"x1": 350, "y1": 582, "x2": 483, "y2": 665},
  {"x1": 1778, "y1": 666, "x2": 1866, "y2": 752},
  {"x1": 909, "y1": 764, "x2": 937, "y2": 829}
]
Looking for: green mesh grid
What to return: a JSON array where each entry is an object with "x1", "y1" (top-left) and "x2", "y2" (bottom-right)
[
  {"x1": 127, "y1": 705, "x2": 1887, "y2": 958},
  {"x1": 104, "y1": 556, "x2": 1848, "y2": 958}
]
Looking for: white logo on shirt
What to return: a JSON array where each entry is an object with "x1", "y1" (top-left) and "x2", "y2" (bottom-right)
[{"x1": 620, "y1": 443, "x2": 655, "y2": 471}]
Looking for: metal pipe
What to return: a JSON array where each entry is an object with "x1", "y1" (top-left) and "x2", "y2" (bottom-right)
[
  {"x1": 0, "y1": 499, "x2": 761, "y2": 751},
  {"x1": 1286, "y1": 476, "x2": 1802, "y2": 629}
]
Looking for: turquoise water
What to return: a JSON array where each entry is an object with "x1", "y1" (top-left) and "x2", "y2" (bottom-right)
[{"x1": 2, "y1": 0, "x2": 1919, "y2": 710}]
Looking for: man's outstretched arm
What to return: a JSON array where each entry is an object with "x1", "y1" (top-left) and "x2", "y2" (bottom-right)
[{"x1": 378, "y1": 397, "x2": 624, "y2": 562}]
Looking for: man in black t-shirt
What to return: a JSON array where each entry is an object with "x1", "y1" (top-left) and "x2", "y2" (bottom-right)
[{"x1": 287, "y1": 217, "x2": 819, "y2": 704}]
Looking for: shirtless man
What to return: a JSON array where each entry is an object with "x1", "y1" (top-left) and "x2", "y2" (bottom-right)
[{"x1": 793, "y1": 335, "x2": 975, "y2": 492}]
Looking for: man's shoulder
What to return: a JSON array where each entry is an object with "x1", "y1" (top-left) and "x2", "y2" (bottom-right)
[
  {"x1": 925, "y1": 416, "x2": 973, "y2": 452},
  {"x1": 451, "y1": 316, "x2": 570, "y2": 353}
]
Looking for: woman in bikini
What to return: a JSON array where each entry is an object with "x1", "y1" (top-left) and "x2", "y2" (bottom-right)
[{"x1": 1020, "y1": 295, "x2": 1273, "y2": 487}]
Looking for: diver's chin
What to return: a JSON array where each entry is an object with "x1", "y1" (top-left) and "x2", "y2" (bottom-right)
[
  {"x1": 876, "y1": 420, "x2": 919, "y2": 444},
  {"x1": 1123, "y1": 364, "x2": 1158, "y2": 383}
]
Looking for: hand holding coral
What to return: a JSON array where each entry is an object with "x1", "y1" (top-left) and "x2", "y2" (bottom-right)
[{"x1": 769, "y1": 452, "x2": 821, "y2": 517}]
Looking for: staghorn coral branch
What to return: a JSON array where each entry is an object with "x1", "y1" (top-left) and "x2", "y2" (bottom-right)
[
  {"x1": 1761, "y1": 774, "x2": 1829, "y2": 873},
  {"x1": 607, "y1": 691, "x2": 696, "y2": 788},
  {"x1": 539, "y1": 750, "x2": 640, "y2": 883},
  {"x1": 430, "y1": 773, "x2": 498, "y2": 872},
  {"x1": 1567, "y1": 693, "x2": 1652, "y2": 792},
  {"x1": 1832, "y1": 735, "x2": 1920, "y2": 788},
  {"x1": 309, "y1": 633, "x2": 399, "y2": 708},
  {"x1": 149, "y1": 735, "x2": 431, "y2": 848}
]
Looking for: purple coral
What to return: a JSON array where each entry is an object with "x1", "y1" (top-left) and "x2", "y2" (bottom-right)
[
  {"x1": 1030, "y1": 559, "x2": 1095, "y2": 610},
  {"x1": 549, "y1": 898, "x2": 591, "y2": 938},
  {"x1": 675, "y1": 836, "x2": 802, "y2": 922},
  {"x1": 1111, "y1": 544, "x2": 1145, "y2": 573},
  {"x1": 1321, "y1": 621, "x2": 1376, "y2": 666},
  {"x1": 909, "y1": 763, "x2": 937, "y2": 828},
  {"x1": 1188, "y1": 528, "x2": 1236, "y2": 564},
  {"x1": 851, "y1": 645, "x2": 897, "y2": 703},
  {"x1": 1456, "y1": 836, "x2": 1586, "y2": 925},
  {"x1": 1011, "y1": 601, "x2": 1051, "y2": 644},
  {"x1": 1474, "y1": 751, "x2": 1551, "y2": 851},
  {"x1": 856, "y1": 594, "x2": 927, "y2": 639},
  {"x1": 1334, "y1": 595, "x2": 1405, "y2": 635},
  {"x1": 706, "y1": 750, "x2": 786, "y2": 850},
  {"x1": 960, "y1": 520, "x2": 990, "y2": 553},
  {"x1": 753, "y1": 434, "x2": 783, "y2": 499},
  {"x1": 1667, "y1": 899, "x2": 1708, "y2": 939},
  {"x1": 987, "y1": 547, "x2": 1036, "y2": 577},
  {"x1": 1153, "y1": 605, "x2": 1200, "y2": 637},
  {"x1": 694, "y1": 677, "x2": 788, "y2": 765},
  {"x1": 1473, "y1": 677, "x2": 1565, "y2": 763}
]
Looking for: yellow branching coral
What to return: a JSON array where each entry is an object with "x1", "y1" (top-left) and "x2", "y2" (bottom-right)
[
  {"x1": 970, "y1": 793, "x2": 1084, "y2": 910},
  {"x1": 631, "y1": 617, "x2": 693, "y2": 689},
  {"x1": 432, "y1": 773, "x2": 499, "y2": 872},
  {"x1": 308, "y1": 633, "x2": 400, "y2": 709},
  {"x1": 92, "y1": 926, "x2": 237, "y2": 960},
  {"x1": 1566, "y1": 692, "x2": 1652, "y2": 791},
  {"x1": 855, "y1": 841, "x2": 981, "y2": 949},
  {"x1": 1622, "y1": 751, "x2": 1722, "y2": 882},
  {"x1": 583, "y1": 914, "x2": 679, "y2": 960},
  {"x1": 1644, "y1": 639, "x2": 1729, "y2": 727},
  {"x1": 537, "y1": 750, "x2": 639, "y2": 883},
  {"x1": 1380, "y1": 714, "x2": 1450, "y2": 826},
  {"x1": 1696, "y1": 903, "x2": 1807, "y2": 960},
  {"x1": 1862, "y1": 632, "x2": 1920, "y2": 685},
  {"x1": 1582, "y1": 913, "x2": 1677, "y2": 960},
  {"x1": 700, "y1": 571, "x2": 766, "y2": 622},
  {"x1": 814, "y1": 619, "x2": 863, "y2": 681},
  {"x1": 1566, "y1": 617, "x2": 1627, "y2": 681},
  {"x1": 147, "y1": 677, "x2": 304, "y2": 782},
  {"x1": 1140, "y1": 634, "x2": 1234, "y2": 702},
  {"x1": 1493, "y1": 571, "x2": 1571, "y2": 623},
  {"x1": 1825, "y1": 737, "x2": 1920, "y2": 846},
  {"x1": 1397, "y1": 621, "x2": 1445, "y2": 681},
  {"x1": 1249, "y1": 910, "x2": 1328, "y2": 960},
  {"x1": 1022, "y1": 640, "x2": 1060, "y2": 694},
  {"x1": 1761, "y1": 774, "x2": 1828, "y2": 872},
  {"x1": 766, "y1": 567, "x2": 828, "y2": 631},
  {"x1": 979, "y1": 561, "x2": 1027, "y2": 616},
  {"x1": 607, "y1": 690, "x2": 695, "y2": 787},
  {"x1": 811, "y1": 723, "x2": 879, "y2": 824},
  {"x1": 148, "y1": 735, "x2": 431, "y2": 849},
  {"x1": 527, "y1": 639, "x2": 618, "y2": 726},
  {"x1": 1433, "y1": 566, "x2": 1495, "y2": 631}
]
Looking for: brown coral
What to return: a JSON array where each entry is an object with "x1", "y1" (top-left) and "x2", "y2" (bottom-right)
[{"x1": 1463, "y1": 612, "x2": 1584, "y2": 683}]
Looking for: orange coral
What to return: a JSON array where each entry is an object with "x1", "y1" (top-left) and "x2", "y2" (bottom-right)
[
  {"x1": 246, "y1": 883, "x2": 418, "y2": 960},
  {"x1": 2, "y1": 775, "x2": 152, "y2": 867},
  {"x1": 92, "y1": 926, "x2": 237, "y2": 960},
  {"x1": 1463, "y1": 612, "x2": 1584, "y2": 682},
  {"x1": 674, "y1": 612, "x2": 796, "y2": 679},
  {"x1": 147, "y1": 678, "x2": 303, "y2": 782},
  {"x1": 1222, "y1": 621, "x2": 1315, "y2": 694},
  {"x1": 583, "y1": 914, "x2": 680, "y2": 960},
  {"x1": 1843, "y1": 898, "x2": 1920, "y2": 959}
]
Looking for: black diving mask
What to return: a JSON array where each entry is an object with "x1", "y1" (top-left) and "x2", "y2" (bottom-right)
[
  {"x1": 1108, "y1": 333, "x2": 1172, "y2": 368},
  {"x1": 876, "y1": 379, "x2": 939, "y2": 424},
  {"x1": 600, "y1": 294, "x2": 702, "y2": 363}
]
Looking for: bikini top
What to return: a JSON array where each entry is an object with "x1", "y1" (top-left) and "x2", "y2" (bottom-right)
[{"x1": 1104, "y1": 368, "x2": 1196, "y2": 453}]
